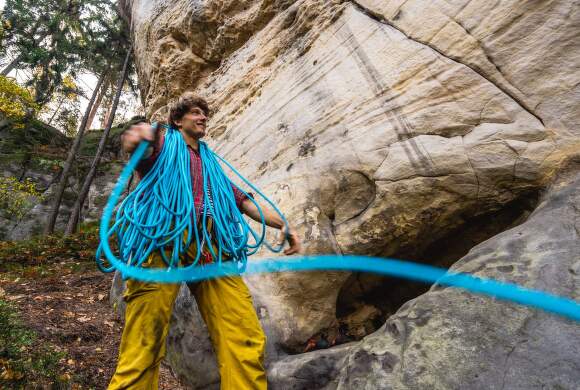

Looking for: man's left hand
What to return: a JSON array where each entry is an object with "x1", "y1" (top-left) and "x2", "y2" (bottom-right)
[{"x1": 279, "y1": 225, "x2": 302, "y2": 255}]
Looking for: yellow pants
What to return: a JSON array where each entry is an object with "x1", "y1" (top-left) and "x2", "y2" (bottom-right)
[{"x1": 108, "y1": 225, "x2": 267, "y2": 389}]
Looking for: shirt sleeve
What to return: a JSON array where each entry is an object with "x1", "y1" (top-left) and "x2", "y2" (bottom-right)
[
  {"x1": 231, "y1": 182, "x2": 254, "y2": 211},
  {"x1": 135, "y1": 127, "x2": 165, "y2": 178}
]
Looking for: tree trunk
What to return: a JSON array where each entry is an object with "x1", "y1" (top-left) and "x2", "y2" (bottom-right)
[
  {"x1": 47, "y1": 95, "x2": 66, "y2": 125},
  {"x1": 65, "y1": 47, "x2": 132, "y2": 235},
  {"x1": 101, "y1": 90, "x2": 113, "y2": 128},
  {"x1": 44, "y1": 71, "x2": 108, "y2": 235},
  {"x1": 86, "y1": 76, "x2": 109, "y2": 130},
  {"x1": 1, "y1": 53, "x2": 25, "y2": 76},
  {"x1": 1, "y1": 29, "x2": 50, "y2": 76}
]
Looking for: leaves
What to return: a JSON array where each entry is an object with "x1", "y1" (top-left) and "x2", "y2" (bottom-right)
[
  {"x1": 1, "y1": 0, "x2": 131, "y2": 114},
  {"x1": 0, "y1": 75, "x2": 39, "y2": 126},
  {"x1": 0, "y1": 175, "x2": 44, "y2": 220},
  {"x1": 0, "y1": 220, "x2": 114, "y2": 275},
  {"x1": 0, "y1": 298, "x2": 67, "y2": 387}
]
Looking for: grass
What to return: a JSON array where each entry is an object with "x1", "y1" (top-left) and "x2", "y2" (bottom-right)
[{"x1": 0, "y1": 299, "x2": 69, "y2": 388}]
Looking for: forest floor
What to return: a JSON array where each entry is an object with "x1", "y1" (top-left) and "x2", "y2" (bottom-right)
[{"x1": 0, "y1": 224, "x2": 187, "y2": 389}]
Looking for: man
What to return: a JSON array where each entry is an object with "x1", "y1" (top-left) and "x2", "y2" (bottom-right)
[{"x1": 109, "y1": 92, "x2": 301, "y2": 389}]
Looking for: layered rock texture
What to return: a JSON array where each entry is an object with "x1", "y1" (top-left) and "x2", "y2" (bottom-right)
[{"x1": 115, "y1": 0, "x2": 580, "y2": 388}]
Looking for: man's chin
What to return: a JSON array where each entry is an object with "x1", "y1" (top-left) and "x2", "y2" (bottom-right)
[{"x1": 184, "y1": 129, "x2": 205, "y2": 138}]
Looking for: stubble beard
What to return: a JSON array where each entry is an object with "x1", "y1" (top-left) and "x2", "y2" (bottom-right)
[{"x1": 182, "y1": 126, "x2": 205, "y2": 140}]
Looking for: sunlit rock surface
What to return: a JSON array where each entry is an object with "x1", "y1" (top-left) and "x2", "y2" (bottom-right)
[{"x1": 116, "y1": 0, "x2": 580, "y2": 387}]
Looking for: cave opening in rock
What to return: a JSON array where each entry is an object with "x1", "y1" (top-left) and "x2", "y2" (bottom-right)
[
  {"x1": 296, "y1": 189, "x2": 542, "y2": 354},
  {"x1": 335, "y1": 190, "x2": 542, "y2": 344}
]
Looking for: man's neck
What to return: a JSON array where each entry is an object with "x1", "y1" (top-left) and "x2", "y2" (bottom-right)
[{"x1": 179, "y1": 129, "x2": 199, "y2": 151}]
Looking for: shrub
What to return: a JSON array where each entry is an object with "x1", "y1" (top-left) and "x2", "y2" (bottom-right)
[
  {"x1": 0, "y1": 176, "x2": 44, "y2": 219},
  {"x1": 0, "y1": 75, "x2": 39, "y2": 129}
]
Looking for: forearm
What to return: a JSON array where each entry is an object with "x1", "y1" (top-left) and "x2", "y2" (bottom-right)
[{"x1": 241, "y1": 198, "x2": 284, "y2": 229}]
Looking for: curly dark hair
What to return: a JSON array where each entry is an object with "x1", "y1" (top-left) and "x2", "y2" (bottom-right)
[{"x1": 168, "y1": 92, "x2": 210, "y2": 129}]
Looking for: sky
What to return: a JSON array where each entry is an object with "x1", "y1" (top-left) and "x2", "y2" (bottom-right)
[{"x1": 0, "y1": 0, "x2": 144, "y2": 130}]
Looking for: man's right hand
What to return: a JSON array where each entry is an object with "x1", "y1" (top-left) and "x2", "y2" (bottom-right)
[{"x1": 121, "y1": 122, "x2": 155, "y2": 154}]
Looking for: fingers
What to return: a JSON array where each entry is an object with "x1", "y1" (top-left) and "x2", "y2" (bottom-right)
[
  {"x1": 122, "y1": 123, "x2": 154, "y2": 153},
  {"x1": 133, "y1": 122, "x2": 154, "y2": 141},
  {"x1": 283, "y1": 231, "x2": 302, "y2": 255},
  {"x1": 121, "y1": 132, "x2": 142, "y2": 153},
  {"x1": 284, "y1": 246, "x2": 300, "y2": 255}
]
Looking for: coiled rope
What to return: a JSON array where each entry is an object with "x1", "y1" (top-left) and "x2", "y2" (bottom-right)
[{"x1": 96, "y1": 123, "x2": 290, "y2": 274}]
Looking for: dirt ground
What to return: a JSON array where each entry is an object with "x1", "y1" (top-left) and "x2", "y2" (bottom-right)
[{"x1": 0, "y1": 257, "x2": 188, "y2": 389}]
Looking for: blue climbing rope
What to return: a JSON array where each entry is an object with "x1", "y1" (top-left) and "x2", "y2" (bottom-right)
[
  {"x1": 96, "y1": 122, "x2": 290, "y2": 274},
  {"x1": 96, "y1": 126, "x2": 580, "y2": 323}
]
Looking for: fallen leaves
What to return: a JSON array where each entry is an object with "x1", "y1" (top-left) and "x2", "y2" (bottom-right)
[
  {"x1": 33, "y1": 295, "x2": 53, "y2": 301},
  {"x1": 0, "y1": 223, "x2": 136, "y2": 388},
  {"x1": 6, "y1": 294, "x2": 25, "y2": 301},
  {"x1": 0, "y1": 222, "x2": 111, "y2": 274},
  {"x1": 0, "y1": 365, "x2": 24, "y2": 381}
]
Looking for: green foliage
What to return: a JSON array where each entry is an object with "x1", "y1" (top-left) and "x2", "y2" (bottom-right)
[
  {"x1": 1, "y1": 0, "x2": 130, "y2": 108},
  {"x1": 0, "y1": 75, "x2": 39, "y2": 128},
  {"x1": 0, "y1": 299, "x2": 68, "y2": 387},
  {"x1": 53, "y1": 105, "x2": 81, "y2": 137},
  {"x1": 1, "y1": 0, "x2": 140, "y2": 145},
  {"x1": 0, "y1": 219, "x2": 105, "y2": 274},
  {"x1": 41, "y1": 74, "x2": 81, "y2": 136},
  {"x1": 0, "y1": 176, "x2": 44, "y2": 220},
  {"x1": 78, "y1": 124, "x2": 125, "y2": 157}
]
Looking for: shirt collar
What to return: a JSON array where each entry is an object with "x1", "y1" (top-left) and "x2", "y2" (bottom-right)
[{"x1": 187, "y1": 144, "x2": 200, "y2": 154}]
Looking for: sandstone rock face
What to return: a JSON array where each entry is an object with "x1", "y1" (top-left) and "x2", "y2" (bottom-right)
[
  {"x1": 329, "y1": 164, "x2": 580, "y2": 390},
  {"x1": 121, "y1": 0, "x2": 300, "y2": 115},
  {"x1": 117, "y1": 0, "x2": 580, "y2": 387},
  {"x1": 356, "y1": 0, "x2": 580, "y2": 141}
]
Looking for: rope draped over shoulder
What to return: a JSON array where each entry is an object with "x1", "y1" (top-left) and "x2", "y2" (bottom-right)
[{"x1": 95, "y1": 122, "x2": 290, "y2": 274}]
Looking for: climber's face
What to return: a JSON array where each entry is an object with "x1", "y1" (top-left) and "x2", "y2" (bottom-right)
[{"x1": 175, "y1": 106, "x2": 207, "y2": 139}]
